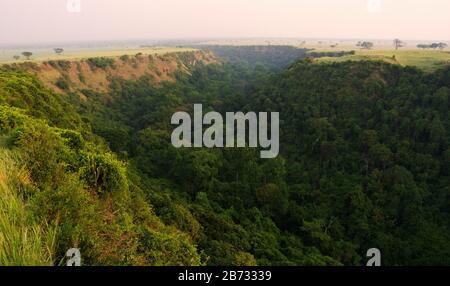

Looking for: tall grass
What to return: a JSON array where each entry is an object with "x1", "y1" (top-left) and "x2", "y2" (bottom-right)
[{"x1": 0, "y1": 149, "x2": 57, "y2": 266}]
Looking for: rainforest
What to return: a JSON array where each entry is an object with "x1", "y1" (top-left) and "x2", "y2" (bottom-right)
[{"x1": 0, "y1": 47, "x2": 449, "y2": 266}]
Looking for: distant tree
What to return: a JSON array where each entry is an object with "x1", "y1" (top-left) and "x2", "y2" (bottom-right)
[
  {"x1": 430, "y1": 43, "x2": 439, "y2": 49},
  {"x1": 13, "y1": 55, "x2": 20, "y2": 60},
  {"x1": 22, "y1": 52, "x2": 33, "y2": 60},
  {"x1": 357, "y1": 41, "x2": 374, "y2": 50},
  {"x1": 416, "y1": 43, "x2": 447, "y2": 50},
  {"x1": 422, "y1": 42, "x2": 448, "y2": 50},
  {"x1": 417, "y1": 44, "x2": 429, "y2": 50},
  {"x1": 394, "y1": 39, "x2": 404, "y2": 50},
  {"x1": 54, "y1": 48, "x2": 64, "y2": 55},
  {"x1": 437, "y1": 42, "x2": 448, "y2": 50}
]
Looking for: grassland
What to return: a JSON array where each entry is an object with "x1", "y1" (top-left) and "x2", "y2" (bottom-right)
[
  {"x1": 2, "y1": 40, "x2": 449, "y2": 72},
  {"x1": 200, "y1": 38, "x2": 450, "y2": 71},
  {"x1": 313, "y1": 49, "x2": 450, "y2": 72},
  {"x1": 0, "y1": 47, "x2": 196, "y2": 64}
]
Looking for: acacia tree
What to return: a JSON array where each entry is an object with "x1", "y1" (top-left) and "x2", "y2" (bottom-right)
[
  {"x1": 417, "y1": 43, "x2": 447, "y2": 50},
  {"x1": 22, "y1": 52, "x2": 33, "y2": 60},
  {"x1": 394, "y1": 39, "x2": 404, "y2": 50},
  {"x1": 13, "y1": 55, "x2": 20, "y2": 60},
  {"x1": 357, "y1": 41, "x2": 374, "y2": 50},
  {"x1": 437, "y1": 43, "x2": 448, "y2": 50},
  {"x1": 54, "y1": 48, "x2": 64, "y2": 55}
]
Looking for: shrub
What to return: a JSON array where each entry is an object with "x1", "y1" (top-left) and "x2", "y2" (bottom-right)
[
  {"x1": 80, "y1": 152, "x2": 128, "y2": 194},
  {"x1": 120, "y1": 55, "x2": 130, "y2": 62},
  {"x1": 47, "y1": 60, "x2": 71, "y2": 71},
  {"x1": 87, "y1": 57, "x2": 115, "y2": 70},
  {"x1": 55, "y1": 77, "x2": 70, "y2": 91},
  {"x1": 13, "y1": 124, "x2": 68, "y2": 188},
  {"x1": 138, "y1": 227, "x2": 202, "y2": 266}
]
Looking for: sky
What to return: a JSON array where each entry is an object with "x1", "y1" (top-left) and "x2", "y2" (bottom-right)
[{"x1": 0, "y1": 0, "x2": 449, "y2": 45}]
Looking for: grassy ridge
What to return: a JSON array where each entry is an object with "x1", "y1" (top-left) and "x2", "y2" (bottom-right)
[
  {"x1": 315, "y1": 49, "x2": 450, "y2": 72},
  {"x1": 0, "y1": 47, "x2": 197, "y2": 64}
]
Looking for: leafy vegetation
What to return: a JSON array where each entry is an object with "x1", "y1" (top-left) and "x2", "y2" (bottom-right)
[
  {"x1": 47, "y1": 60, "x2": 72, "y2": 71},
  {"x1": 0, "y1": 150, "x2": 57, "y2": 266},
  {"x1": 0, "y1": 49, "x2": 449, "y2": 266},
  {"x1": 86, "y1": 57, "x2": 116, "y2": 70},
  {"x1": 196, "y1": 45, "x2": 311, "y2": 69},
  {"x1": 0, "y1": 71, "x2": 202, "y2": 266},
  {"x1": 317, "y1": 49, "x2": 450, "y2": 72},
  {"x1": 308, "y1": 50, "x2": 355, "y2": 58}
]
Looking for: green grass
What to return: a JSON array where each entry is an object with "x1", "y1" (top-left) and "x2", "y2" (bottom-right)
[
  {"x1": 0, "y1": 149, "x2": 57, "y2": 266},
  {"x1": 315, "y1": 49, "x2": 450, "y2": 72}
]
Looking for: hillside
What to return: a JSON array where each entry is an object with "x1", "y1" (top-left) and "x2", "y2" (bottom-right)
[
  {"x1": 194, "y1": 45, "x2": 311, "y2": 69},
  {"x1": 314, "y1": 49, "x2": 450, "y2": 72},
  {"x1": 0, "y1": 51, "x2": 218, "y2": 265},
  {"x1": 1, "y1": 50, "x2": 217, "y2": 96}
]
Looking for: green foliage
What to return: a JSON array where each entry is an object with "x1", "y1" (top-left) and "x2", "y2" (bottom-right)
[
  {"x1": 88, "y1": 59, "x2": 450, "y2": 266},
  {"x1": 47, "y1": 60, "x2": 71, "y2": 71},
  {"x1": 87, "y1": 57, "x2": 116, "y2": 70},
  {"x1": 0, "y1": 70, "x2": 85, "y2": 130},
  {"x1": 197, "y1": 45, "x2": 311, "y2": 69},
  {"x1": 1, "y1": 52, "x2": 450, "y2": 266},
  {"x1": 79, "y1": 152, "x2": 128, "y2": 194},
  {"x1": 138, "y1": 227, "x2": 202, "y2": 266},
  {"x1": 0, "y1": 150, "x2": 57, "y2": 266},
  {"x1": 308, "y1": 50, "x2": 356, "y2": 58},
  {"x1": 55, "y1": 77, "x2": 70, "y2": 91},
  {"x1": 120, "y1": 55, "x2": 130, "y2": 62},
  {"x1": 0, "y1": 77, "x2": 203, "y2": 265}
]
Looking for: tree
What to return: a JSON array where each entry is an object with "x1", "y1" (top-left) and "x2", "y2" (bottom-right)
[
  {"x1": 22, "y1": 52, "x2": 33, "y2": 60},
  {"x1": 13, "y1": 55, "x2": 20, "y2": 60},
  {"x1": 256, "y1": 183, "x2": 289, "y2": 218},
  {"x1": 417, "y1": 43, "x2": 447, "y2": 50},
  {"x1": 357, "y1": 41, "x2": 374, "y2": 50},
  {"x1": 394, "y1": 39, "x2": 404, "y2": 50},
  {"x1": 54, "y1": 48, "x2": 64, "y2": 55},
  {"x1": 437, "y1": 43, "x2": 448, "y2": 50}
]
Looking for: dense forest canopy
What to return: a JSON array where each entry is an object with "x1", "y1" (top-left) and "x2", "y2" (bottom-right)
[
  {"x1": 193, "y1": 45, "x2": 311, "y2": 70},
  {"x1": 0, "y1": 48, "x2": 449, "y2": 266},
  {"x1": 191, "y1": 45, "x2": 357, "y2": 70}
]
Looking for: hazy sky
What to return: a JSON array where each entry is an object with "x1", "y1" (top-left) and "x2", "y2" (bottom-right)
[{"x1": 1, "y1": 0, "x2": 449, "y2": 45}]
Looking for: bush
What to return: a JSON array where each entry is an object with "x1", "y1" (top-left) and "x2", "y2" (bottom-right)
[
  {"x1": 13, "y1": 124, "x2": 68, "y2": 188},
  {"x1": 55, "y1": 77, "x2": 70, "y2": 91},
  {"x1": 80, "y1": 152, "x2": 128, "y2": 194},
  {"x1": 47, "y1": 60, "x2": 71, "y2": 71},
  {"x1": 138, "y1": 227, "x2": 202, "y2": 266},
  {"x1": 120, "y1": 55, "x2": 130, "y2": 62},
  {"x1": 87, "y1": 57, "x2": 116, "y2": 70}
]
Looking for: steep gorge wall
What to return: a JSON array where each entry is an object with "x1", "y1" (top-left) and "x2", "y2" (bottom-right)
[{"x1": 3, "y1": 50, "x2": 218, "y2": 97}]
